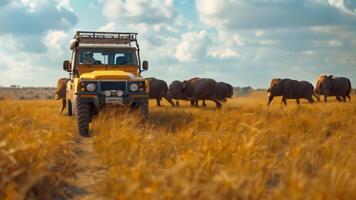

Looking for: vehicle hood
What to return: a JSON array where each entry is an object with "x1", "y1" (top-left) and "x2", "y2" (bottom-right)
[{"x1": 80, "y1": 70, "x2": 138, "y2": 80}]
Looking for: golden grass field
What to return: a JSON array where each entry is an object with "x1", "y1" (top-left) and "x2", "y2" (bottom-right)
[{"x1": 1, "y1": 91, "x2": 356, "y2": 199}]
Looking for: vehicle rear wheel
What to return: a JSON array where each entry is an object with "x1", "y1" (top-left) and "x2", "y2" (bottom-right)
[
  {"x1": 77, "y1": 102, "x2": 90, "y2": 137},
  {"x1": 66, "y1": 99, "x2": 73, "y2": 116}
]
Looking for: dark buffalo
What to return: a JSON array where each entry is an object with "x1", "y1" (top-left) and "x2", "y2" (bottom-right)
[
  {"x1": 216, "y1": 82, "x2": 234, "y2": 102},
  {"x1": 183, "y1": 77, "x2": 203, "y2": 106},
  {"x1": 55, "y1": 78, "x2": 69, "y2": 114},
  {"x1": 166, "y1": 80, "x2": 189, "y2": 106},
  {"x1": 146, "y1": 77, "x2": 174, "y2": 106},
  {"x1": 182, "y1": 78, "x2": 222, "y2": 108},
  {"x1": 267, "y1": 78, "x2": 317, "y2": 105},
  {"x1": 198, "y1": 81, "x2": 234, "y2": 107},
  {"x1": 315, "y1": 75, "x2": 352, "y2": 102}
]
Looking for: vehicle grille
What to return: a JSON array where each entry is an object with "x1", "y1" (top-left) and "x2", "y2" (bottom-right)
[{"x1": 100, "y1": 81, "x2": 126, "y2": 91}]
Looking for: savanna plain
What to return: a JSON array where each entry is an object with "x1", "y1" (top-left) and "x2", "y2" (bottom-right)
[{"x1": 1, "y1": 91, "x2": 355, "y2": 199}]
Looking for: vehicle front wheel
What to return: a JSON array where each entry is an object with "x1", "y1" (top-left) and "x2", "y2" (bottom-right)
[
  {"x1": 140, "y1": 101, "x2": 149, "y2": 122},
  {"x1": 77, "y1": 102, "x2": 90, "y2": 137},
  {"x1": 66, "y1": 99, "x2": 73, "y2": 116}
]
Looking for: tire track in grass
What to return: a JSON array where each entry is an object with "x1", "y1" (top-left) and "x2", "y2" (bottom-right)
[{"x1": 64, "y1": 136, "x2": 107, "y2": 200}]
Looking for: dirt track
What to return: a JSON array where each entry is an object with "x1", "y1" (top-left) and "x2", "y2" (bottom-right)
[{"x1": 64, "y1": 137, "x2": 106, "y2": 200}]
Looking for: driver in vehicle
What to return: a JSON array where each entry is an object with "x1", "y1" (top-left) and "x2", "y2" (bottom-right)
[{"x1": 82, "y1": 52, "x2": 96, "y2": 64}]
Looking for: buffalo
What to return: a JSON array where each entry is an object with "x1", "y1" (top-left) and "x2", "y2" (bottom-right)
[
  {"x1": 146, "y1": 77, "x2": 175, "y2": 106},
  {"x1": 167, "y1": 78, "x2": 233, "y2": 108},
  {"x1": 166, "y1": 80, "x2": 189, "y2": 106},
  {"x1": 216, "y1": 82, "x2": 234, "y2": 102},
  {"x1": 182, "y1": 78, "x2": 223, "y2": 108},
  {"x1": 55, "y1": 78, "x2": 69, "y2": 114},
  {"x1": 267, "y1": 79, "x2": 317, "y2": 105},
  {"x1": 315, "y1": 75, "x2": 351, "y2": 102},
  {"x1": 197, "y1": 81, "x2": 234, "y2": 107}
]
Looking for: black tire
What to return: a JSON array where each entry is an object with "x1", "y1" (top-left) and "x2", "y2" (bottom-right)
[
  {"x1": 140, "y1": 101, "x2": 149, "y2": 122},
  {"x1": 77, "y1": 102, "x2": 90, "y2": 137},
  {"x1": 66, "y1": 99, "x2": 73, "y2": 116}
]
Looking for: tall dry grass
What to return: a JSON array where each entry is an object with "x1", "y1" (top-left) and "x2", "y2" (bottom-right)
[
  {"x1": 0, "y1": 100, "x2": 76, "y2": 199},
  {"x1": 0, "y1": 92, "x2": 355, "y2": 199},
  {"x1": 92, "y1": 92, "x2": 356, "y2": 199}
]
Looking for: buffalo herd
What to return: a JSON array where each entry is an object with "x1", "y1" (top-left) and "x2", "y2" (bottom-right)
[
  {"x1": 148, "y1": 77, "x2": 233, "y2": 109},
  {"x1": 267, "y1": 75, "x2": 352, "y2": 105},
  {"x1": 55, "y1": 75, "x2": 352, "y2": 112}
]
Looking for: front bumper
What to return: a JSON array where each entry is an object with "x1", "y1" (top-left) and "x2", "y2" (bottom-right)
[
  {"x1": 77, "y1": 93, "x2": 148, "y2": 108},
  {"x1": 75, "y1": 80, "x2": 148, "y2": 108}
]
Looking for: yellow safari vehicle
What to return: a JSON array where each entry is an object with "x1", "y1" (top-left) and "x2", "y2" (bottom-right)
[{"x1": 63, "y1": 31, "x2": 149, "y2": 136}]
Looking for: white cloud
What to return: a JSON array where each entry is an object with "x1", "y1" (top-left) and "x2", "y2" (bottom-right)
[
  {"x1": 208, "y1": 48, "x2": 239, "y2": 59},
  {"x1": 42, "y1": 30, "x2": 71, "y2": 59},
  {"x1": 0, "y1": 0, "x2": 77, "y2": 36},
  {"x1": 0, "y1": 52, "x2": 61, "y2": 86},
  {"x1": 43, "y1": 30, "x2": 69, "y2": 49},
  {"x1": 302, "y1": 50, "x2": 316, "y2": 56},
  {"x1": 216, "y1": 30, "x2": 245, "y2": 47},
  {"x1": 328, "y1": 0, "x2": 356, "y2": 15},
  {"x1": 260, "y1": 40, "x2": 279, "y2": 45},
  {"x1": 0, "y1": 34, "x2": 23, "y2": 52},
  {"x1": 98, "y1": 22, "x2": 117, "y2": 32},
  {"x1": 102, "y1": 0, "x2": 175, "y2": 25},
  {"x1": 19, "y1": 0, "x2": 72, "y2": 11},
  {"x1": 255, "y1": 30, "x2": 265, "y2": 37},
  {"x1": 196, "y1": 0, "x2": 356, "y2": 30},
  {"x1": 57, "y1": 0, "x2": 70, "y2": 8},
  {"x1": 195, "y1": 0, "x2": 226, "y2": 28},
  {"x1": 20, "y1": 0, "x2": 47, "y2": 12},
  {"x1": 328, "y1": 40, "x2": 343, "y2": 47},
  {"x1": 174, "y1": 31, "x2": 211, "y2": 62}
]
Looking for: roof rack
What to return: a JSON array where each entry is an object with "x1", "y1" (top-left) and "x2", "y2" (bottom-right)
[{"x1": 74, "y1": 31, "x2": 138, "y2": 45}]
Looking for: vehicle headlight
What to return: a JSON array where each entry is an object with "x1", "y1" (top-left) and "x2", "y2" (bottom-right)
[
  {"x1": 129, "y1": 83, "x2": 139, "y2": 92},
  {"x1": 117, "y1": 90, "x2": 124, "y2": 96},
  {"x1": 86, "y1": 83, "x2": 96, "y2": 92}
]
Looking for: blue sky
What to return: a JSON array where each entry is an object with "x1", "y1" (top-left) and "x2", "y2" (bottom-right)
[{"x1": 0, "y1": 0, "x2": 355, "y2": 88}]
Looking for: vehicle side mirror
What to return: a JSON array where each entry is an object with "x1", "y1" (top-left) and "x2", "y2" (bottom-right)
[
  {"x1": 63, "y1": 60, "x2": 71, "y2": 72},
  {"x1": 142, "y1": 61, "x2": 148, "y2": 71}
]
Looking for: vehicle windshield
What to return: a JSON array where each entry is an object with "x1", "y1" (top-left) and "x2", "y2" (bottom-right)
[{"x1": 78, "y1": 48, "x2": 138, "y2": 66}]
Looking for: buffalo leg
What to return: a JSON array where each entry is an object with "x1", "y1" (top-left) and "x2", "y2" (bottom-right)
[
  {"x1": 313, "y1": 93, "x2": 320, "y2": 102},
  {"x1": 267, "y1": 96, "x2": 274, "y2": 106},
  {"x1": 190, "y1": 100, "x2": 195, "y2": 106},
  {"x1": 60, "y1": 99, "x2": 66, "y2": 114},
  {"x1": 347, "y1": 95, "x2": 351, "y2": 101},
  {"x1": 342, "y1": 96, "x2": 347, "y2": 102},
  {"x1": 202, "y1": 100, "x2": 207, "y2": 108},
  {"x1": 156, "y1": 98, "x2": 161, "y2": 107},
  {"x1": 282, "y1": 97, "x2": 287, "y2": 105},
  {"x1": 296, "y1": 98, "x2": 300, "y2": 104},
  {"x1": 307, "y1": 96, "x2": 314, "y2": 104},
  {"x1": 213, "y1": 100, "x2": 222, "y2": 109},
  {"x1": 336, "y1": 96, "x2": 342, "y2": 102},
  {"x1": 324, "y1": 96, "x2": 328, "y2": 102},
  {"x1": 195, "y1": 101, "x2": 199, "y2": 107},
  {"x1": 176, "y1": 101, "x2": 180, "y2": 107},
  {"x1": 164, "y1": 96, "x2": 175, "y2": 107}
]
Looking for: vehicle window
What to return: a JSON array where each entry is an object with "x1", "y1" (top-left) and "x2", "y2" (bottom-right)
[
  {"x1": 115, "y1": 53, "x2": 134, "y2": 65},
  {"x1": 78, "y1": 49, "x2": 137, "y2": 66}
]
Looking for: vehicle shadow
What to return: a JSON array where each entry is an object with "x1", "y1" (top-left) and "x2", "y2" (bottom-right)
[{"x1": 148, "y1": 110, "x2": 194, "y2": 133}]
